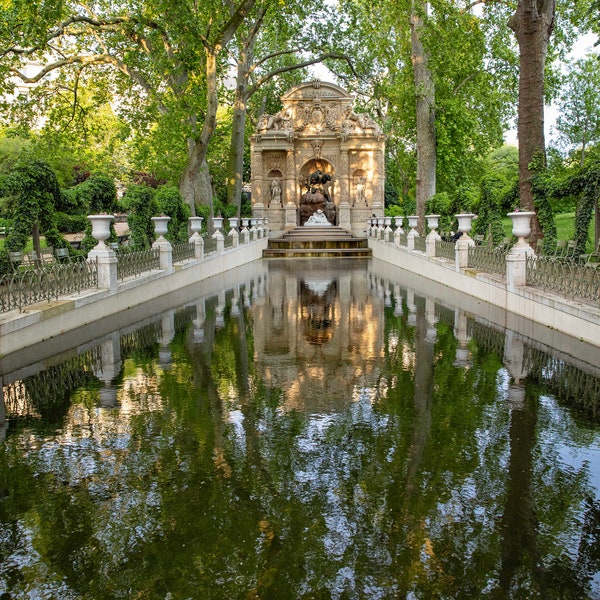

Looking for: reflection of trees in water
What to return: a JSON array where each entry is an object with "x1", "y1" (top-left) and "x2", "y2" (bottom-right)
[
  {"x1": 3, "y1": 348, "x2": 102, "y2": 423},
  {"x1": 3, "y1": 278, "x2": 600, "y2": 598}
]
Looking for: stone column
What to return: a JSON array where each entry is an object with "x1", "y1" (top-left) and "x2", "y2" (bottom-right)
[
  {"x1": 338, "y1": 201, "x2": 351, "y2": 231},
  {"x1": 231, "y1": 285, "x2": 240, "y2": 317},
  {"x1": 339, "y1": 148, "x2": 350, "y2": 203},
  {"x1": 0, "y1": 377, "x2": 6, "y2": 444},
  {"x1": 215, "y1": 290, "x2": 226, "y2": 328},
  {"x1": 193, "y1": 298, "x2": 206, "y2": 343},
  {"x1": 506, "y1": 211, "x2": 535, "y2": 290},
  {"x1": 453, "y1": 309, "x2": 471, "y2": 368},
  {"x1": 285, "y1": 202, "x2": 298, "y2": 230},
  {"x1": 252, "y1": 148, "x2": 265, "y2": 214},
  {"x1": 372, "y1": 148, "x2": 385, "y2": 207},
  {"x1": 425, "y1": 296, "x2": 437, "y2": 343},
  {"x1": 425, "y1": 214, "x2": 441, "y2": 257},
  {"x1": 407, "y1": 216, "x2": 419, "y2": 251},
  {"x1": 285, "y1": 149, "x2": 296, "y2": 206}
]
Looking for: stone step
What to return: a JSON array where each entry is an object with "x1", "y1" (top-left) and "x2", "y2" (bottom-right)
[
  {"x1": 263, "y1": 247, "x2": 372, "y2": 258},
  {"x1": 268, "y1": 239, "x2": 369, "y2": 249},
  {"x1": 264, "y1": 226, "x2": 371, "y2": 258}
]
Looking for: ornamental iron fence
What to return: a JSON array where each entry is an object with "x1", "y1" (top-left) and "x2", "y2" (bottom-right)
[
  {"x1": 116, "y1": 247, "x2": 160, "y2": 281},
  {"x1": 0, "y1": 259, "x2": 98, "y2": 313},
  {"x1": 172, "y1": 242, "x2": 195, "y2": 263},
  {"x1": 526, "y1": 255, "x2": 600, "y2": 303},
  {"x1": 435, "y1": 239, "x2": 455, "y2": 261},
  {"x1": 413, "y1": 236, "x2": 426, "y2": 253},
  {"x1": 468, "y1": 244, "x2": 509, "y2": 276}
]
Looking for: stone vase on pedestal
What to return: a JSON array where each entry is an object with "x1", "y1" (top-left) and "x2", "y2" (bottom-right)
[
  {"x1": 88, "y1": 214, "x2": 114, "y2": 251},
  {"x1": 88, "y1": 214, "x2": 118, "y2": 291}
]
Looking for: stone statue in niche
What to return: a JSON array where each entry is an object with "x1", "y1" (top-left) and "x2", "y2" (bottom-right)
[
  {"x1": 270, "y1": 179, "x2": 282, "y2": 207},
  {"x1": 355, "y1": 178, "x2": 366, "y2": 206}
]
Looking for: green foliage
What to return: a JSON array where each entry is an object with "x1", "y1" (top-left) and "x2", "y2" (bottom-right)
[
  {"x1": 560, "y1": 153, "x2": 600, "y2": 254},
  {"x1": 451, "y1": 184, "x2": 479, "y2": 215},
  {"x1": 0, "y1": 132, "x2": 31, "y2": 173},
  {"x1": 384, "y1": 181, "x2": 400, "y2": 209},
  {"x1": 531, "y1": 178, "x2": 558, "y2": 254},
  {"x1": 473, "y1": 174, "x2": 505, "y2": 244},
  {"x1": 0, "y1": 159, "x2": 67, "y2": 271},
  {"x1": 426, "y1": 192, "x2": 453, "y2": 233},
  {"x1": 195, "y1": 203, "x2": 211, "y2": 222},
  {"x1": 77, "y1": 174, "x2": 118, "y2": 214},
  {"x1": 55, "y1": 212, "x2": 88, "y2": 233},
  {"x1": 213, "y1": 198, "x2": 237, "y2": 219},
  {"x1": 556, "y1": 54, "x2": 600, "y2": 163},
  {"x1": 122, "y1": 185, "x2": 158, "y2": 250},
  {"x1": 155, "y1": 186, "x2": 191, "y2": 243}
]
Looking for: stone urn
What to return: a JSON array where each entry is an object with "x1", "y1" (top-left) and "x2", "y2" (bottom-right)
[
  {"x1": 88, "y1": 214, "x2": 114, "y2": 248},
  {"x1": 228, "y1": 217, "x2": 239, "y2": 231},
  {"x1": 189, "y1": 216, "x2": 204, "y2": 237},
  {"x1": 212, "y1": 216, "x2": 224, "y2": 233},
  {"x1": 426, "y1": 214, "x2": 440, "y2": 231},
  {"x1": 151, "y1": 215, "x2": 170, "y2": 241},
  {"x1": 508, "y1": 211, "x2": 535, "y2": 246},
  {"x1": 407, "y1": 215, "x2": 419, "y2": 235},
  {"x1": 456, "y1": 213, "x2": 477, "y2": 237}
]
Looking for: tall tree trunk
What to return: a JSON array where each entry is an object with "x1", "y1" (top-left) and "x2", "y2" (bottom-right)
[
  {"x1": 179, "y1": 50, "x2": 221, "y2": 215},
  {"x1": 226, "y1": 40, "x2": 256, "y2": 216},
  {"x1": 410, "y1": 0, "x2": 436, "y2": 234},
  {"x1": 509, "y1": 0, "x2": 556, "y2": 245}
]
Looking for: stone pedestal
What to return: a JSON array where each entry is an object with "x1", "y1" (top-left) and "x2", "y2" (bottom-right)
[
  {"x1": 455, "y1": 237, "x2": 474, "y2": 270},
  {"x1": 338, "y1": 201, "x2": 351, "y2": 231},
  {"x1": 152, "y1": 239, "x2": 173, "y2": 271},
  {"x1": 88, "y1": 247, "x2": 118, "y2": 292},
  {"x1": 506, "y1": 247, "x2": 534, "y2": 289},
  {"x1": 285, "y1": 202, "x2": 298, "y2": 230}
]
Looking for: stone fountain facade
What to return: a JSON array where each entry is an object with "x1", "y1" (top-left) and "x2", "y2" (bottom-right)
[{"x1": 250, "y1": 80, "x2": 385, "y2": 235}]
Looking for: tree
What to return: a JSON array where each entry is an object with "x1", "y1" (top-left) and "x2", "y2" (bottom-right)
[
  {"x1": 508, "y1": 0, "x2": 556, "y2": 245},
  {"x1": 0, "y1": 0, "x2": 259, "y2": 214},
  {"x1": 334, "y1": 0, "x2": 514, "y2": 230},
  {"x1": 2, "y1": 159, "x2": 66, "y2": 263},
  {"x1": 556, "y1": 55, "x2": 600, "y2": 166},
  {"x1": 224, "y1": 0, "x2": 355, "y2": 215},
  {"x1": 411, "y1": 0, "x2": 436, "y2": 232}
]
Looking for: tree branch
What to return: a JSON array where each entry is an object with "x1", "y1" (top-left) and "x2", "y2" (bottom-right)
[{"x1": 247, "y1": 52, "x2": 358, "y2": 97}]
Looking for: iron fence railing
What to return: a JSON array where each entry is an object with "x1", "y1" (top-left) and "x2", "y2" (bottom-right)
[
  {"x1": 172, "y1": 242, "x2": 195, "y2": 263},
  {"x1": 396, "y1": 232, "x2": 408, "y2": 247},
  {"x1": 468, "y1": 244, "x2": 509, "y2": 276},
  {"x1": 526, "y1": 255, "x2": 600, "y2": 303},
  {"x1": 116, "y1": 247, "x2": 160, "y2": 281},
  {"x1": 435, "y1": 239, "x2": 456, "y2": 261},
  {"x1": 0, "y1": 259, "x2": 98, "y2": 313},
  {"x1": 413, "y1": 236, "x2": 426, "y2": 253}
]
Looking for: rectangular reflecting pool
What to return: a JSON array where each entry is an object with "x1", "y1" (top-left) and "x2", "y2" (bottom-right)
[{"x1": 1, "y1": 258, "x2": 599, "y2": 599}]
